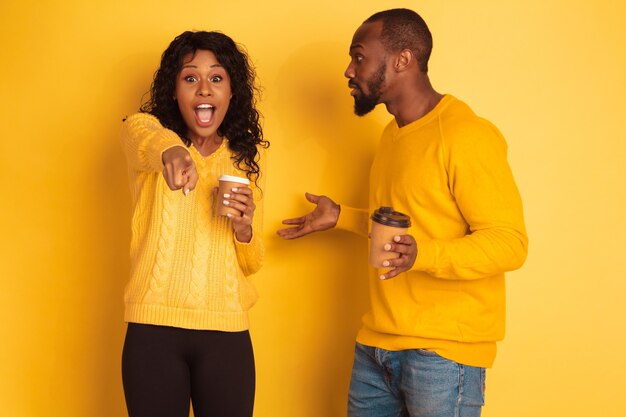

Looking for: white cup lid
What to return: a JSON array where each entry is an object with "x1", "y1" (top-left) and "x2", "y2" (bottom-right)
[{"x1": 218, "y1": 175, "x2": 250, "y2": 185}]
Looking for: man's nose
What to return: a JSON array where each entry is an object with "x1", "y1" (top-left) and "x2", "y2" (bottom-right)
[{"x1": 344, "y1": 62, "x2": 355, "y2": 79}]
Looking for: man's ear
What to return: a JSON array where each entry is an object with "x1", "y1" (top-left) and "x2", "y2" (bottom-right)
[{"x1": 395, "y1": 49, "x2": 414, "y2": 72}]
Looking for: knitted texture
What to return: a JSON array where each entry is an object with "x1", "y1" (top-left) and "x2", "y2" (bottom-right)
[{"x1": 120, "y1": 113, "x2": 264, "y2": 331}]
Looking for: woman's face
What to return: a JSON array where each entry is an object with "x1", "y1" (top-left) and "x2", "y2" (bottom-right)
[{"x1": 175, "y1": 49, "x2": 232, "y2": 142}]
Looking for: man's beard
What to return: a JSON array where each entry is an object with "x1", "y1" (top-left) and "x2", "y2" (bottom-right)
[{"x1": 353, "y1": 61, "x2": 386, "y2": 116}]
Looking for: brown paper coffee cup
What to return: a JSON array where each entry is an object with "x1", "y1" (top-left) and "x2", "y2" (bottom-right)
[
  {"x1": 217, "y1": 175, "x2": 250, "y2": 217},
  {"x1": 369, "y1": 207, "x2": 411, "y2": 269}
]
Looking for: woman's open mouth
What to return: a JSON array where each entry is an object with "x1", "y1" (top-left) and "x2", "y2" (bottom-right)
[{"x1": 195, "y1": 103, "x2": 215, "y2": 126}]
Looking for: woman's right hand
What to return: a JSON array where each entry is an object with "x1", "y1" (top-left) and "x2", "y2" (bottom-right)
[{"x1": 162, "y1": 146, "x2": 198, "y2": 195}]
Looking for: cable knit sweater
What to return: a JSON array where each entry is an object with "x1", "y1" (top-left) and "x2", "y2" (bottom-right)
[{"x1": 120, "y1": 113, "x2": 264, "y2": 331}]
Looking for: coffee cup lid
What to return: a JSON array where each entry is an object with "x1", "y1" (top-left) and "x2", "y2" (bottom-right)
[
  {"x1": 371, "y1": 206, "x2": 411, "y2": 228},
  {"x1": 218, "y1": 175, "x2": 250, "y2": 185}
]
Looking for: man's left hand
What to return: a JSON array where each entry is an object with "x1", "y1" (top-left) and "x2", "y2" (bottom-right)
[{"x1": 379, "y1": 234, "x2": 418, "y2": 280}]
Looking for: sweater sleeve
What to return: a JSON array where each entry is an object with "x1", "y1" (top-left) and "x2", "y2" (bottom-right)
[
  {"x1": 335, "y1": 205, "x2": 370, "y2": 238},
  {"x1": 412, "y1": 119, "x2": 528, "y2": 279},
  {"x1": 233, "y1": 148, "x2": 267, "y2": 276},
  {"x1": 120, "y1": 113, "x2": 185, "y2": 172}
]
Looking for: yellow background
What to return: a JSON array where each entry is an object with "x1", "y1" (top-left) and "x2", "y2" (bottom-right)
[{"x1": 1, "y1": 0, "x2": 625, "y2": 416}]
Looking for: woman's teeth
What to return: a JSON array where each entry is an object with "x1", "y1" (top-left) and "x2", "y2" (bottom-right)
[{"x1": 195, "y1": 104, "x2": 214, "y2": 123}]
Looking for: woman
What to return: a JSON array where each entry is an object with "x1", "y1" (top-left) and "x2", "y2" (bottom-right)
[{"x1": 120, "y1": 31, "x2": 268, "y2": 417}]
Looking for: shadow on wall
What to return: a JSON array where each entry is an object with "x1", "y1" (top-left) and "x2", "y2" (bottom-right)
[
  {"x1": 256, "y1": 41, "x2": 385, "y2": 416},
  {"x1": 91, "y1": 139, "x2": 131, "y2": 416},
  {"x1": 89, "y1": 51, "x2": 156, "y2": 417},
  {"x1": 267, "y1": 40, "x2": 382, "y2": 208}
]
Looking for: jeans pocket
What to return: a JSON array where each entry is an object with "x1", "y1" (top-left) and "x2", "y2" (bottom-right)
[
  {"x1": 479, "y1": 367, "x2": 486, "y2": 405},
  {"x1": 415, "y1": 348, "x2": 440, "y2": 357},
  {"x1": 460, "y1": 366, "x2": 486, "y2": 407}
]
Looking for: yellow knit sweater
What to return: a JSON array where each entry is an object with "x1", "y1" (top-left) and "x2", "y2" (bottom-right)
[
  {"x1": 336, "y1": 95, "x2": 528, "y2": 367},
  {"x1": 120, "y1": 113, "x2": 264, "y2": 331}
]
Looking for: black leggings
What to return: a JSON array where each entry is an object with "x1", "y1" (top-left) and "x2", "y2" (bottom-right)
[{"x1": 122, "y1": 323, "x2": 255, "y2": 417}]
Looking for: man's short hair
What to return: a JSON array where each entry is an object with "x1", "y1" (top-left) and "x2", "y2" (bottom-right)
[{"x1": 364, "y1": 8, "x2": 433, "y2": 73}]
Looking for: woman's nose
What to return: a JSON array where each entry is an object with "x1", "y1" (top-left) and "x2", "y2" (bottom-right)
[{"x1": 197, "y1": 79, "x2": 212, "y2": 96}]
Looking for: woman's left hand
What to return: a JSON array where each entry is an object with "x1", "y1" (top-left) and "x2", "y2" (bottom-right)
[{"x1": 221, "y1": 186, "x2": 255, "y2": 242}]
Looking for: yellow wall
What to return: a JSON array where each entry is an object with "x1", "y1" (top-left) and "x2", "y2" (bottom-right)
[{"x1": 1, "y1": 0, "x2": 625, "y2": 416}]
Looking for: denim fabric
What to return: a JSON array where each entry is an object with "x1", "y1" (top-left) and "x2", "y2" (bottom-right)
[{"x1": 348, "y1": 343, "x2": 485, "y2": 417}]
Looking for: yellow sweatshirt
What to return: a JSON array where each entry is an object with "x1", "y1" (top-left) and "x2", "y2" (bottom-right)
[
  {"x1": 336, "y1": 95, "x2": 528, "y2": 367},
  {"x1": 120, "y1": 113, "x2": 264, "y2": 331}
]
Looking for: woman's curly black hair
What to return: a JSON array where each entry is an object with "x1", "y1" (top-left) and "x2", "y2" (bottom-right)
[{"x1": 140, "y1": 31, "x2": 268, "y2": 185}]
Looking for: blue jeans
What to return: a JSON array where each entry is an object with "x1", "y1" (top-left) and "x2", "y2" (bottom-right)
[{"x1": 348, "y1": 343, "x2": 485, "y2": 417}]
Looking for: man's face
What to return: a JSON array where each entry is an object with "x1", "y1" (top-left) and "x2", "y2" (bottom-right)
[
  {"x1": 351, "y1": 61, "x2": 386, "y2": 116},
  {"x1": 345, "y1": 21, "x2": 388, "y2": 116}
]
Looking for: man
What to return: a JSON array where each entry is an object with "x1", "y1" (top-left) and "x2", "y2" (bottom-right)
[{"x1": 278, "y1": 8, "x2": 527, "y2": 417}]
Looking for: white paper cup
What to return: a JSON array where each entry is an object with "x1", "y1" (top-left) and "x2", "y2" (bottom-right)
[{"x1": 217, "y1": 175, "x2": 250, "y2": 217}]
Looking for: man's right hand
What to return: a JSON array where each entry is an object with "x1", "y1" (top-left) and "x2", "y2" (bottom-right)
[
  {"x1": 277, "y1": 192, "x2": 340, "y2": 239},
  {"x1": 162, "y1": 146, "x2": 198, "y2": 195}
]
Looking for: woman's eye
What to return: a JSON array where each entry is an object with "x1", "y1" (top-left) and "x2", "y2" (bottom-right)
[
  {"x1": 184, "y1": 75, "x2": 197, "y2": 82},
  {"x1": 356, "y1": 55, "x2": 363, "y2": 63},
  {"x1": 211, "y1": 75, "x2": 223, "y2": 83}
]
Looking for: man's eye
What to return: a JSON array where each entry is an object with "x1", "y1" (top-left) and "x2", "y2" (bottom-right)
[{"x1": 356, "y1": 56, "x2": 363, "y2": 63}]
